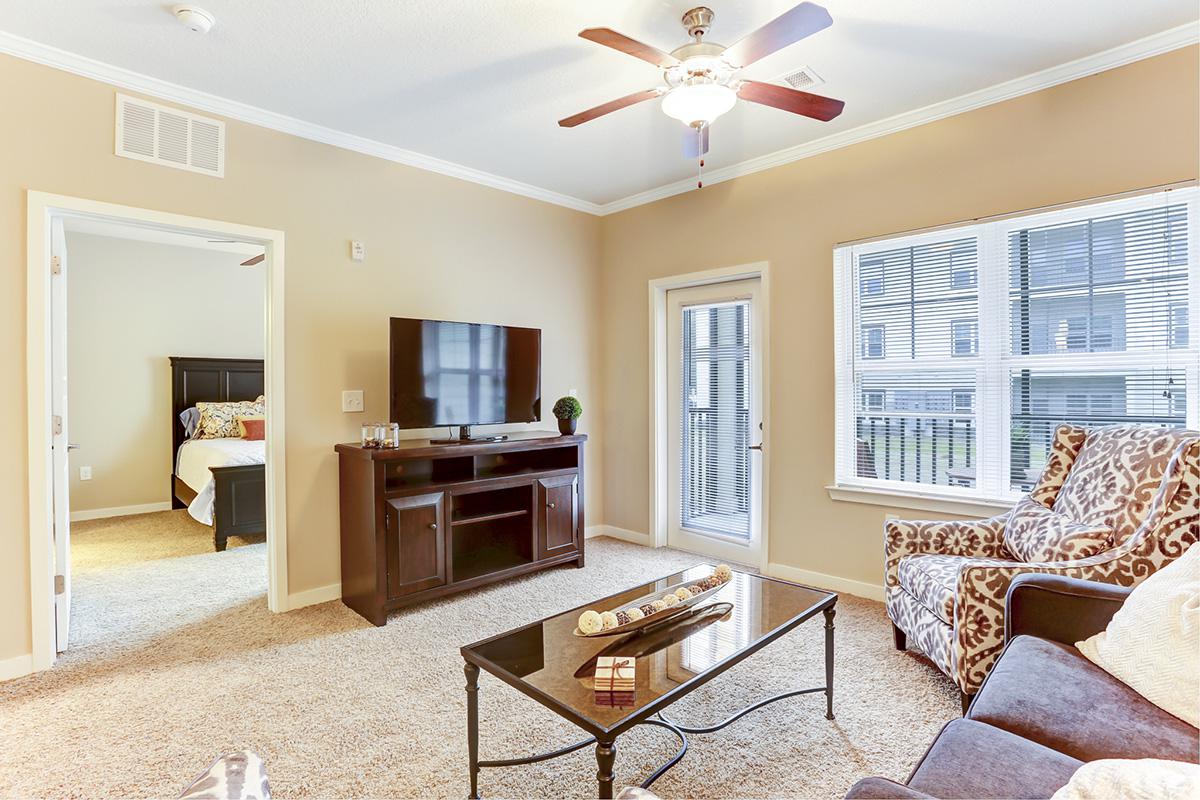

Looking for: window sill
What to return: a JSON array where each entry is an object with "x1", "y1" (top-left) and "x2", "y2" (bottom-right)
[{"x1": 826, "y1": 484, "x2": 1013, "y2": 518}]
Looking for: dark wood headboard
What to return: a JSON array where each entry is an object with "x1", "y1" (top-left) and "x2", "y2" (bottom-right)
[{"x1": 170, "y1": 356, "x2": 264, "y2": 458}]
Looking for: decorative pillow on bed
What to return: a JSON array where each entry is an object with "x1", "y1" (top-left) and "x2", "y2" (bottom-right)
[
  {"x1": 194, "y1": 399, "x2": 265, "y2": 439},
  {"x1": 1004, "y1": 495, "x2": 1113, "y2": 563},
  {"x1": 179, "y1": 407, "x2": 201, "y2": 439},
  {"x1": 238, "y1": 415, "x2": 265, "y2": 440}
]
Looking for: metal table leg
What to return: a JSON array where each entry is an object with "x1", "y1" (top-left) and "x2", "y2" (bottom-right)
[
  {"x1": 595, "y1": 737, "x2": 617, "y2": 799},
  {"x1": 823, "y1": 605, "x2": 836, "y2": 720},
  {"x1": 465, "y1": 661, "x2": 480, "y2": 799}
]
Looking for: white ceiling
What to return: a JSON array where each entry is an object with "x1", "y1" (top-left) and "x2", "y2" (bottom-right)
[{"x1": 2, "y1": 1, "x2": 1197, "y2": 208}]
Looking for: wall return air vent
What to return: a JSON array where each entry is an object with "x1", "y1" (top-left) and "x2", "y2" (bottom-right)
[
  {"x1": 777, "y1": 65, "x2": 825, "y2": 91},
  {"x1": 114, "y1": 94, "x2": 225, "y2": 177}
]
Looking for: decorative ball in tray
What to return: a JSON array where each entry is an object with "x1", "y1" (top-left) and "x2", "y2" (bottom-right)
[{"x1": 573, "y1": 564, "x2": 733, "y2": 638}]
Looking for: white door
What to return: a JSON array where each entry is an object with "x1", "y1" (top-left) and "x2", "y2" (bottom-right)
[
  {"x1": 50, "y1": 217, "x2": 71, "y2": 652},
  {"x1": 667, "y1": 278, "x2": 765, "y2": 567}
]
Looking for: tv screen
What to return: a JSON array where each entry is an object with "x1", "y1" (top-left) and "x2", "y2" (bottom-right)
[{"x1": 389, "y1": 317, "x2": 541, "y2": 428}]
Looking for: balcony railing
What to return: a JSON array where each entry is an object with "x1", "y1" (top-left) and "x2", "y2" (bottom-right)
[
  {"x1": 683, "y1": 407, "x2": 750, "y2": 537},
  {"x1": 856, "y1": 413, "x2": 976, "y2": 488}
]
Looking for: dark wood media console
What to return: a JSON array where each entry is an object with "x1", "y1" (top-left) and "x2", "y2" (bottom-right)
[{"x1": 335, "y1": 432, "x2": 586, "y2": 625}]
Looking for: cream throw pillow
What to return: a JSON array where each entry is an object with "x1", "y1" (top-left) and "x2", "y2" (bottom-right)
[
  {"x1": 1051, "y1": 758, "x2": 1200, "y2": 800},
  {"x1": 1076, "y1": 543, "x2": 1200, "y2": 727}
]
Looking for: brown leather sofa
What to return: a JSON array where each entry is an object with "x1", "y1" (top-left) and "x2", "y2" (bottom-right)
[{"x1": 846, "y1": 573, "x2": 1200, "y2": 799}]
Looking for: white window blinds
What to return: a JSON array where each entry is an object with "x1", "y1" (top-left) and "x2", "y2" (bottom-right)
[
  {"x1": 681, "y1": 301, "x2": 752, "y2": 538},
  {"x1": 835, "y1": 187, "x2": 1198, "y2": 502}
]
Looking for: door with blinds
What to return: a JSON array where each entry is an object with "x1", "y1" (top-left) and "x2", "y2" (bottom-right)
[{"x1": 666, "y1": 279, "x2": 764, "y2": 567}]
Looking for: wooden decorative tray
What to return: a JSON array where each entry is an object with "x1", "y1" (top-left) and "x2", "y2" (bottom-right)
[{"x1": 571, "y1": 576, "x2": 731, "y2": 638}]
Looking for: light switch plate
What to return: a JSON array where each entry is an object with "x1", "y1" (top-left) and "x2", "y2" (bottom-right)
[
  {"x1": 342, "y1": 390, "x2": 364, "y2": 413},
  {"x1": 80, "y1": 466, "x2": 92, "y2": 481}
]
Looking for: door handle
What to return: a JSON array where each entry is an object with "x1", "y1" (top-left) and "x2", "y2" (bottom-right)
[
  {"x1": 429, "y1": 522, "x2": 438, "y2": 530},
  {"x1": 547, "y1": 502, "x2": 557, "y2": 509},
  {"x1": 747, "y1": 444, "x2": 763, "y2": 451},
  {"x1": 67, "y1": 443, "x2": 80, "y2": 451}
]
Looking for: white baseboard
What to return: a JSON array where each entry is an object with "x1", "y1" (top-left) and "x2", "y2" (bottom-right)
[
  {"x1": 285, "y1": 582, "x2": 342, "y2": 611},
  {"x1": 765, "y1": 563, "x2": 885, "y2": 602},
  {"x1": 70, "y1": 501, "x2": 172, "y2": 522},
  {"x1": 586, "y1": 524, "x2": 652, "y2": 547},
  {"x1": 0, "y1": 653, "x2": 34, "y2": 683}
]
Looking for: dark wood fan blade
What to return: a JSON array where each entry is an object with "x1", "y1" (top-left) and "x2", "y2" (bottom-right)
[
  {"x1": 722, "y1": 2, "x2": 833, "y2": 68},
  {"x1": 558, "y1": 89, "x2": 660, "y2": 128},
  {"x1": 240, "y1": 253, "x2": 265, "y2": 266},
  {"x1": 737, "y1": 80, "x2": 844, "y2": 121},
  {"x1": 579, "y1": 28, "x2": 679, "y2": 68},
  {"x1": 682, "y1": 125, "x2": 710, "y2": 158}
]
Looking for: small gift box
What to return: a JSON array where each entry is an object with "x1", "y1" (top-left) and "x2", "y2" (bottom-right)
[{"x1": 594, "y1": 656, "x2": 635, "y2": 706}]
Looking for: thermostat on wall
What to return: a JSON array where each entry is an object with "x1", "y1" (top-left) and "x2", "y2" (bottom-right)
[{"x1": 350, "y1": 241, "x2": 365, "y2": 262}]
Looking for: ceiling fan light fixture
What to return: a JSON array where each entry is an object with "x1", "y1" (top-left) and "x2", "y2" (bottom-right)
[{"x1": 661, "y1": 83, "x2": 736, "y2": 127}]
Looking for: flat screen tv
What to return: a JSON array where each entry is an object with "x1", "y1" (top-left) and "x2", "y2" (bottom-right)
[{"x1": 389, "y1": 317, "x2": 541, "y2": 430}]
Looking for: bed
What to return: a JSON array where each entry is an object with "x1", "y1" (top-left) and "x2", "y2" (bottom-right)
[{"x1": 170, "y1": 356, "x2": 266, "y2": 551}]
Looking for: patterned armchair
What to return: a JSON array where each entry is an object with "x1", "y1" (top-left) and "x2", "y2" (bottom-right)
[{"x1": 885, "y1": 424, "x2": 1199, "y2": 706}]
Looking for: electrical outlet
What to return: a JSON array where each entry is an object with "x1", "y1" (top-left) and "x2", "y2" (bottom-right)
[
  {"x1": 79, "y1": 466, "x2": 92, "y2": 481},
  {"x1": 350, "y1": 240, "x2": 365, "y2": 262},
  {"x1": 341, "y1": 390, "x2": 364, "y2": 413}
]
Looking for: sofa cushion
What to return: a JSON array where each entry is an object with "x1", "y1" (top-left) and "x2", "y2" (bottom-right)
[
  {"x1": 1003, "y1": 496, "x2": 1113, "y2": 564},
  {"x1": 1052, "y1": 425, "x2": 1198, "y2": 546},
  {"x1": 906, "y1": 719, "x2": 1081, "y2": 800},
  {"x1": 968, "y1": 636, "x2": 1200, "y2": 763},
  {"x1": 844, "y1": 777, "x2": 933, "y2": 799},
  {"x1": 897, "y1": 554, "x2": 1014, "y2": 624}
]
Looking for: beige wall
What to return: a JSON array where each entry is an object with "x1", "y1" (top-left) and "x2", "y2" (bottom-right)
[
  {"x1": 66, "y1": 233, "x2": 265, "y2": 513},
  {"x1": 0, "y1": 53, "x2": 604, "y2": 661},
  {"x1": 598, "y1": 47, "x2": 1199, "y2": 585}
]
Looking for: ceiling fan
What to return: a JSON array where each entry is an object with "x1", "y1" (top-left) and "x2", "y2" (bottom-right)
[
  {"x1": 559, "y1": 2, "x2": 845, "y2": 185},
  {"x1": 208, "y1": 239, "x2": 264, "y2": 266}
]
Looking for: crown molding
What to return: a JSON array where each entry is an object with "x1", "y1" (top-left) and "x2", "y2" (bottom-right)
[
  {"x1": 0, "y1": 30, "x2": 604, "y2": 215},
  {"x1": 596, "y1": 22, "x2": 1200, "y2": 215},
  {"x1": 0, "y1": 22, "x2": 1194, "y2": 218}
]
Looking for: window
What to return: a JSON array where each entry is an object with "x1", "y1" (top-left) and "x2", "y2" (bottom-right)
[
  {"x1": 861, "y1": 324, "x2": 885, "y2": 359},
  {"x1": 835, "y1": 188, "x2": 1198, "y2": 500},
  {"x1": 951, "y1": 319, "x2": 978, "y2": 357},
  {"x1": 860, "y1": 263, "x2": 884, "y2": 296}
]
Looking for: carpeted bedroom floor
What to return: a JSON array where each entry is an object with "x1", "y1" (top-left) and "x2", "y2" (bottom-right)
[{"x1": 0, "y1": 510, "x2": 958, "y2": 799}]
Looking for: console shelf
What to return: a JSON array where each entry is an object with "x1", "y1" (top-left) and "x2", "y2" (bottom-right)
[{"x1": 335, "y1": 432, "x2": 586, "y2": 625}]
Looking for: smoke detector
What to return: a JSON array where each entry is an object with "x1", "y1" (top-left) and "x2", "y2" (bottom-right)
[{"x1": 172, "y1": 5, "x2": 215, "y2": 34}]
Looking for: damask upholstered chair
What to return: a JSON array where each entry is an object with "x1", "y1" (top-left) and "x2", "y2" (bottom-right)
[{"x1": 884, "y1": 424, "x2": 1200, "y2": 709}]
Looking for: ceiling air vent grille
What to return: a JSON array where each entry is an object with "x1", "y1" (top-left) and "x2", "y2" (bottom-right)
[
  {"x1": 115, "y1": 94, "x2": 225, "y2": 177},
  {"x1": 777, "y1": 66, "x2": 824, "y2": 91}
]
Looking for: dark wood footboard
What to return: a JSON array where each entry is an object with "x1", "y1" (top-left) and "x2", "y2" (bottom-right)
[{"x1": 210, "y1": 464, "x2": 266, "y2": 551}]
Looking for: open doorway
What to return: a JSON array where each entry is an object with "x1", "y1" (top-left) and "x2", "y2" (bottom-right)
[{"x1": 26, "y1": 193, "x2": 288, "y2": 672}]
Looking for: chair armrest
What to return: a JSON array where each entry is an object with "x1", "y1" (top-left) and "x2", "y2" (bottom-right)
[
  {"x1": 885, "y1": 514, "x2": 1010, "y2": 588},
  {"x1": 845, "y1": 777, "x2": 934, "y2": 799},
  {"x1": 1005, "y1": 573, "x2": 1131, "y2": 646}
]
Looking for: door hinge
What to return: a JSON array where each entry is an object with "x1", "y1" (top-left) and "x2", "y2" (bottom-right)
[
  {"x1": 51, "y1": 255, "x2": 62, "y2": 275},
  {"x1": 53, "y1": 415, "x2": 63, "y2": 436},
  {"x1": 54, "y1": 574, "x2": 65, "y2": 594}
]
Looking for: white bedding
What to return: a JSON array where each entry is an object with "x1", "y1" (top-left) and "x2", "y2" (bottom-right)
[{"x1": 176, "y1": 438, "x2": 265, "y2": 525}]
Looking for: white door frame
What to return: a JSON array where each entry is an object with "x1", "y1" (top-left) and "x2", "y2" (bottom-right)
[
  {"x1": 648, "y1": 262, "x2": 771, "y2": 569},
  {"x1": 26, "y1": 191, "x2": 288, "y2": 673}
]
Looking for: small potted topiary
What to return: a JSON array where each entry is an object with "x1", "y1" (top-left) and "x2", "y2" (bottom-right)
[{"x1": 552, "y1": 396, "x2": 583, "y2": 435}]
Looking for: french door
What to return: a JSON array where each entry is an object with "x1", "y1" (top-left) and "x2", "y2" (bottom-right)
[{"x1": 666, "y1": 278, "x2": 764, "y2": 567}]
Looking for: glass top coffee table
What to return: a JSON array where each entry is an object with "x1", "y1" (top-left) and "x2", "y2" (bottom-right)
[{"x1": 461, "y1": 565, "x2": 837, "y2": 799}]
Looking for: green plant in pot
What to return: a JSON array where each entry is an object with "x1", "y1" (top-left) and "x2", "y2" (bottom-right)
[{"x1": 552, "y1": 396, "x2": 582, "y2": 435}]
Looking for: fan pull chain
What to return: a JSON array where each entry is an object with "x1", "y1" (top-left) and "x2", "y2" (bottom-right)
[{"x1": 697, "y1": 126, "x2": 705, "y2": 189}]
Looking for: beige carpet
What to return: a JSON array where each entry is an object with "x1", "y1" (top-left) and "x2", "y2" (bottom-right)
[{"x1": 0, "y1": 511, "x2": 958, "y2": 799}]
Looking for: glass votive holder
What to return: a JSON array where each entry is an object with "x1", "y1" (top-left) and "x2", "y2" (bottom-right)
[
  {"x1": 378, "y1": 422, "x2": 400, "y2": 449},
  {"x1": 361, "y1": 423, "x2": 379, "y2": 448}
]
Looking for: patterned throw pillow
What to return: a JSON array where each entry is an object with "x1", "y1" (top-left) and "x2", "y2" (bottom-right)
[
  {"x1": 180, "y1": 750, "x2": 270, "y2": 800},
  {"x1": 1003, "y1": 495, "x2": 1113, "y2": 563},
  {"x1": 195, "y1": 397, "x2": 265, "y2": 439}
]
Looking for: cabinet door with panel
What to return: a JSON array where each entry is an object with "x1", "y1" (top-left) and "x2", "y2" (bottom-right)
[
  {"x1": 385, "y1": 491, "x2": 447, "y2": 598},
  {"x1": 537, "y1": 475, "x2": 578, "y2": 560}
]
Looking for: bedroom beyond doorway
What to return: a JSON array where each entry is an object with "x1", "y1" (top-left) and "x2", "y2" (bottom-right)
[{"x1": 25, "y1": 192, "x2": 289, "y2": 674}]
